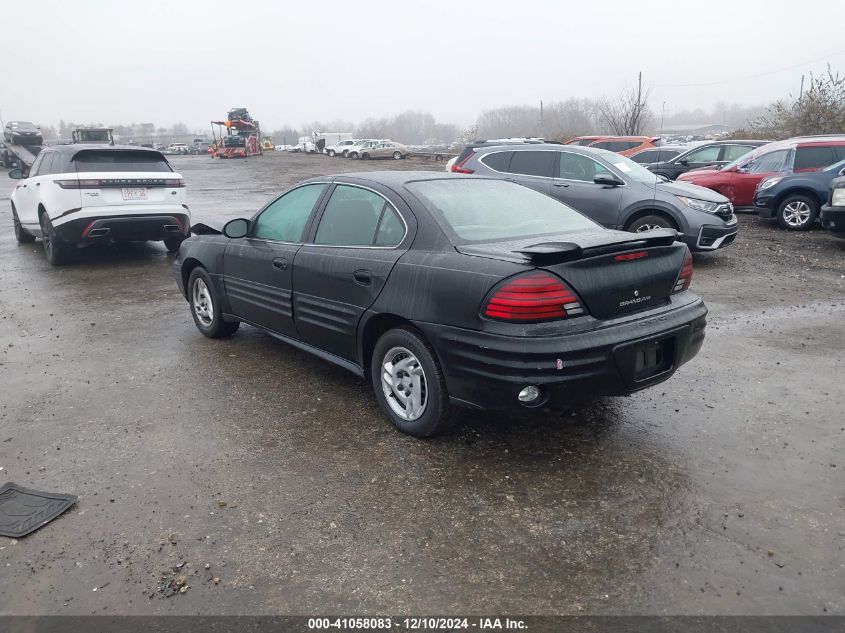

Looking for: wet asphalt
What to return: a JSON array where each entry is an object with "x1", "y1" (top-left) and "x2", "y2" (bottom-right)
[{"x1": 0, "y1": 152, "x2": 842, "y2": 615}]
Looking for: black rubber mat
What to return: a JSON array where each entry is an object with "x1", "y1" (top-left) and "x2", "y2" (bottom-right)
[{"x1": 0, "y1": 482, "x2": 77, "y2": 538}]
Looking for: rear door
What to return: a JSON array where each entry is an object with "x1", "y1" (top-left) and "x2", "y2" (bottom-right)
[
  {"x1": 14, "y1": 152, "x2": 47, "y2": 227},
  {"x1": 549, "y1": 151, "x2": 623, "y2": 228},
  {"x1": 292, "y1": 182, "x2": 412, "y2": 361},
  {"x1": 727, "y1": 148, "x2": 791, "y2": 206},
  {"x1": 504, "y1": 150, "x2": 554, "y2": 195},
  {"x1": 223, "y1": 183, "x2": 328, "y2": 337}
]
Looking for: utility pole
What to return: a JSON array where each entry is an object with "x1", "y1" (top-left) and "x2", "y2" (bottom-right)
[{"x1": 799, "y1": 74, "x2": 805, "y2": 103}]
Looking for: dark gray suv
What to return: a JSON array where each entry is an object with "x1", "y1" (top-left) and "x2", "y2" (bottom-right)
[{"x1": 456, "y1": 144, "x2": 738, "y2": 251}]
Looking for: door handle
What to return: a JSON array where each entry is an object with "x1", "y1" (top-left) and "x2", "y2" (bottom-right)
[
  {"x1": 272, "y1": 257, "x2": 288, "y2": 270},
  {"x1": 553, "y1": 182, "x2": 569, "y2": 188},
  {"x1": 35, "y1": 182, "x2": 40, "y2": 186},
  {"x1": 353, "y1": 269, "x2": 372, "y2": 285}
]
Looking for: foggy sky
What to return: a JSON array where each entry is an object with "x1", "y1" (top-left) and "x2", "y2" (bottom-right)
[{"x1": 2, "y1": 0, "x2": 844, "y2": 131}]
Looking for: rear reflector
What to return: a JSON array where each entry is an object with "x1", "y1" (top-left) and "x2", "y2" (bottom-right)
[
  {"x1": 614, "y1": 251, "x2": 649, "y2": 261},
  {"x1": 483, "y1": 271, "x2": 584, "y2": 322},
  {"x1": 673, "y1": 248, "x2": 693, "y2": 293}
]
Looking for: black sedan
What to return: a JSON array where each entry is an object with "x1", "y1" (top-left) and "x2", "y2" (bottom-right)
[
  {"x1": 174, "y1": 173, "x2": 707, "y2": 437},
  {"x1": 754, "y1": 158, "x2": 845, "y2": 230},
  {"x1": 3, "y1": 121, "x2": 43, "y2": 146},
  {"x1": 820, "y1": 174, "x2": 845, "y2": 238}
]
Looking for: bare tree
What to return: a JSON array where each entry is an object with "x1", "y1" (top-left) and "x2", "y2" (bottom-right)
[
  {"x1": 598, "y1": 72, "x2": 652, "y2": 135},
  {"x1": 751, "y1": 65, "x2": 845, "y2": 139}
]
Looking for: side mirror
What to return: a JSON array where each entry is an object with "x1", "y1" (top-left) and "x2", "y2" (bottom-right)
[
  {"x1": 8, "y1": 168, "x2": 23, "y2": 180},
  {"x1": 657, "y1": 174, "x2": 670, "y2": 183},
  {"x1": 223, "y1": 218, "x2": 250, "y2": 239},
  {"x1": 679, "y1": 159, "x2": 689, "y2": 166},
  {"x1": 594, "y1": 173, "x2": 623, "y2": 186}
]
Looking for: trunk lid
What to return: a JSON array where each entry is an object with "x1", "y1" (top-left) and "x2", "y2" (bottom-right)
[
  {"x1": 64, "y1": 171, "x2": 185, "y2": 208},
  {"x1": 457, "y1": 228, "x2": 686, "y2": 319}
]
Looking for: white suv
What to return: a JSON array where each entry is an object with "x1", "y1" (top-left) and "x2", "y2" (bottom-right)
[
  {"x1": 325, "y1": 139, "x2": 359, "y2": 157},
  {"x1": 9, "y1": 145, "x2": 189, "y2": 265}
]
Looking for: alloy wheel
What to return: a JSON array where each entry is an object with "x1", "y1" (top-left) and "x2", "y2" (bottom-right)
[
  {"x1": 635, "y1": 223, "x2": 662, "y2": 232},
  {"x1": 192, "y1": 278, "x2": 214, "y2": 327},
  {"x1": 782, "y1": 201, "x2": 812, "y2": 228},
  {"x1": 381, "y1": 346, "x2": 428, "y2": 421}
]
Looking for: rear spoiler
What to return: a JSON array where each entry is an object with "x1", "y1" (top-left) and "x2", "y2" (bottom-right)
[
  {"x1": 515, "y1": 229, "x2": 678, "y2": 264},
  {"x1": 190, "y1": 223, "x2": 222, "y2": 236}
]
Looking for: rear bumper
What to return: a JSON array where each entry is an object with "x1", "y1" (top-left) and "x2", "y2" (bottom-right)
[
  {"x1": 820, "y1": 205, "x2": 845, "y2": 238},
  {"x1": 414, "y1": 296, "x2": 707, "y2": 411},
  {"x1": 52, "y1": 212, "x2": 190, "y2": 245}
]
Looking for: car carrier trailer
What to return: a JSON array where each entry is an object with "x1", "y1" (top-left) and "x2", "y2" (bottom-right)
[{"x1": 0, "y1": 141, "x2": 41, "y2": 169}]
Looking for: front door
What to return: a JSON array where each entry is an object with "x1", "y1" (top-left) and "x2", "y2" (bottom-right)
[
  {"x1": 222, "y1": 183, "x2": 327, "y2": 337},
  {"x1": 550, "y1": 151, "x2": 624, "y2": 228},
  {"x1": 292, "y1": 183, "x2": 410, "y2": 361}
]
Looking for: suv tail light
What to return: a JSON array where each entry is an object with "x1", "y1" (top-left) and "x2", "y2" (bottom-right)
[
  {"x1": 673, "y1": 248, "x2": 693, "y2": 293},
  {"x1": 54, "y1": 179, "x2": 101, "y2": 189},
  {"x1": 483, "y1": 272, "x2": 584, "y2": 322},
  {"x1": 450, "y1": 152, "x2": 475, "y2": 174}
]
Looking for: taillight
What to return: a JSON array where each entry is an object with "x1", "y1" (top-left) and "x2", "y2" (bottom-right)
[
  {"x1": 673, "y1": 248, "x2": 693, "y2": 293},
  {"x1": 163, "y1": 178, "x2": 185, "y2": 187},
  {"x1": 483, "y1": 271, "x2": 584, "y2": 322},
  {"x1": 614, "y1": 251, "x2": 648, "y2": 261},
  {"x1": 54, "y1": 179, "x2": 101, "y2": 189},
  {"x1": 450, "y1": 152, "x2": 475, "y2": 174}
]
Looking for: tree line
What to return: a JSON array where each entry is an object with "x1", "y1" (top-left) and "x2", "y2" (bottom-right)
[{"x1": 34, "y1": 66, "x2": 845, "y2": 146}]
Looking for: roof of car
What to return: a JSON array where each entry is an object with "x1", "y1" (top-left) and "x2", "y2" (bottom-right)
[
  {"x1": 318, "y1": 171, "x2": 483, "y2": 187},
  {"x1": 45, "y1": 144, "x2": 164, "y2": 155},
  {"x1": 471, "y1": 142, "x2": 606, "y2": 156}
]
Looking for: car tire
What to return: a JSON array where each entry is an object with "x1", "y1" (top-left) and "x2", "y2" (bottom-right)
[
  {"x1": 342, "y1": 150, "x2": 349, "y2": 158},
  {"x1": 12, "y1": 207, "x2": 34, "y2": 244},
  {"x1": 164, "y1": 236, "x2": 185, "y2": 253},
  {"x1": 350, "y1": 152, "x2": 359, "y2": 160},
  {"x1": 40, "y1": 214, "x2": 70, "y2": 265},
  {"x1": 187, "y1": 267, "x2": 239, "y2": 338},
  {"x1": 361, "y1": 152, "x2": 370, "y2": 160},
  {"x1": 371, "y1": 327, "x2": 453, "y2": 438},
  {"x1": 392, "y1": 151, "x2": 402, "y2": 160},
  {"x1": 327, "y1": 150, "x2": 336, "y2": 157},
  {"x1": 626, "y1": 214, "x2": 676, "y2": 233},
  {"x1": 776, "y1": 194, "x2": 818, "y2": 231}
]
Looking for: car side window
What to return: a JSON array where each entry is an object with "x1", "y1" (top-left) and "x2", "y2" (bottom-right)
[
  {"x1": 480, "y1": 151, "x2": 512, "y2": 172},
  {"x1": 630, "y1": 150, "x2": 659, "y2": 164},
  {"x1": 39, "y1": 153, "x2": 55, "y2": 176},
  {"x1": 315, "y1": 184, "x2": 399, "y2": 246},
  {"x1": 508, "y1": 151, "x2": 555, "y2": 178},
  {"x1": 684, "y1": 146, "x2": 721, "y2": 163},
  {"x1": 557, "y1": 152, "x2": 611, "y2": 181},
  {"x1": 374, "y1": 207, "x2": 405, "y2": 247},
  {"x1": 252, "y1": 184, "x2": 326, "y2": 242},
  {"x1": 794, "y1": 146, "x2": 837, "y2": 170},
  {"x1": 747, "y1": 149, "x2": 790, "y2": 173},
  {"x1": 722, "y1": 145, "x2": 755, "y2": 161},
  {"x1": 28, "y1": 153, "x2": 45, "y2": 177}
]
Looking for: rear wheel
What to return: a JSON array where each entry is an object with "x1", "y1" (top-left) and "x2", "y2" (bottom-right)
[
  {"x1": 776, "y1": 194, "x2": 818, "y2": 231},
  {"x1": 188, "y1": 267, "x2": 239, "y2": 338},
  {"x1": 371, "y1": 327, "x2": 452, "y2": 437},
  {"x1": 350, "y1": 152, "x2": 359, "y2": 160},
  {"x1": 626, "y1": 214, "x2": 676, "y2": 233},
  {"x1": 342, "y1": 150, "x2": 349, "y2": 157},
  {"x1": 12, "y1": 207, "x2": 34, "y2": 244},
  {"x1": 361, "y1": 152, "x2": 370, "y2": 160},
  {"x1": 40, "y1": 214, "x2": 70, "y2": 265},
  {"x1": 327, "y1": 149, "x2": 336, "y2": 157}
]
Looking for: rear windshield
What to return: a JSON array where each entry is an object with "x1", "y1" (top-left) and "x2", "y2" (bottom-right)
[
  {"x1": 72, "y1": 150, "x2": 172, "y2": 172},
  {"x1": 405, "y1": 179, "x2": 596, "y2": 243}
]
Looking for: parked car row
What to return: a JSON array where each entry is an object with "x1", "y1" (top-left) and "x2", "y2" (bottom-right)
[{"x1": 324, "y1": 138, "x2": 411, "y2": 160}]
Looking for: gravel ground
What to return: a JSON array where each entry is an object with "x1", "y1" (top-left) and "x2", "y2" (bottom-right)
[{"x1": 0, "y1": 152, "x2": 842, "y2": 615}]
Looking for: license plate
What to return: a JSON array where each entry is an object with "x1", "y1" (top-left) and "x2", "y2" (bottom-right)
[
  {"x1": 633, "y1": 337, "x2": 673, "y2": 380},
  {"x1": 122, "y1": 187, "x2": 147, "y2": 200}
]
